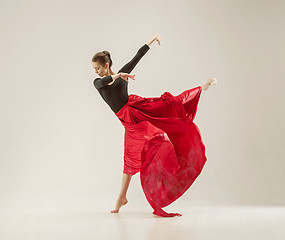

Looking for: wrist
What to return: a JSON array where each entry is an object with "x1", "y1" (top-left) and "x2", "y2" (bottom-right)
[
  {"x1": 116, "y1": 73, "x2": 121, "y2": 79},
  {"x1": 147, "y1": 39, "x2": 154, "y2": 46},
  {"x1": 112, "y1": 73, "x2": 120, "y2": 79}
]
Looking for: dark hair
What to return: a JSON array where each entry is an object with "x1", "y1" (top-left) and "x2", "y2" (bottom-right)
[{"x1": 92, "y1": 50, "x2": 113, "y2": 68}]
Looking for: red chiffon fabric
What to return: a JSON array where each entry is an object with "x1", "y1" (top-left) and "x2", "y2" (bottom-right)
[{"x1": 114, "y1": 86, "x2": 207, "y2": 217}]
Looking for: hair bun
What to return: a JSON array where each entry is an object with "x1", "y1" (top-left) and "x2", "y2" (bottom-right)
[{"x1": 103, "y1": 51, "x2": 110, "y2": 57}]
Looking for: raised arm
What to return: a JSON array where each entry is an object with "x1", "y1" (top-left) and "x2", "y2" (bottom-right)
[
  {"x1": 118, "y1": 44, "x2": 150, "y2": 74},
  {"x1": 118, "y1": 33, "x2": 162, "y2": 74}
]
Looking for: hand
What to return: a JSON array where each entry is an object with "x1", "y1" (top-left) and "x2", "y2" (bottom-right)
[
  {"x1": 153, "y1": 32, "x2": 163, "y2": 45},
  {"x1": 119, "y1": 73, "x2": 136, "y2": 82}
]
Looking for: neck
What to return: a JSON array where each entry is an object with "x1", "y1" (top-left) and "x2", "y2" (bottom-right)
[{"x1": 106, "y1": 68, "x2": 116, "y2": 76}]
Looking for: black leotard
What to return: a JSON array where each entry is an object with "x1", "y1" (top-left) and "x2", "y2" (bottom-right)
[{"x1": 93, "y1": 44, "x2": 150, "y2": 113}]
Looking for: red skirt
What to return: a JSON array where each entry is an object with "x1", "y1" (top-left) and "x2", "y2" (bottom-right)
[{"x1": 114, "y1": 86, "x2": 207, "y2": 217}]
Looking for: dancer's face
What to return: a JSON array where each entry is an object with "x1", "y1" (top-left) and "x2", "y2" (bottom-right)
[{"x1": 92, "y1": 61, "x2": 108, "y2": 77}]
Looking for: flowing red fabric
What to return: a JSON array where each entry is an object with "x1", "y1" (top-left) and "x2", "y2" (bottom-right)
[{"x1": 114, "y1": 86, "x2": 207, "y2": 217}]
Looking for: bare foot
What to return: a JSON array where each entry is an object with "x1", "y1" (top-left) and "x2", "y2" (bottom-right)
[
  {"x1": 110, "y1": 196, "x2": 128, "y2": 213},
  {"x1": 202, "y1": 78, "x2": 217, "y2": 91}
]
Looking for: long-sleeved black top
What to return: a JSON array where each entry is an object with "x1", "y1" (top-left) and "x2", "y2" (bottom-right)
[{"x1": 93, "y1": 44, "x2": 150, "y2": 113}]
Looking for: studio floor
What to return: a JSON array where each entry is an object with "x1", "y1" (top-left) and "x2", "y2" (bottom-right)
[{"x1": 1, "y1": 202, "x2": 284, "y2": 240}]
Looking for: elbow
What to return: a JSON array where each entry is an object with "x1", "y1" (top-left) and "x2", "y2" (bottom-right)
[{"x1": 93, "y1": 80, "x2": 101, "y2": 90}]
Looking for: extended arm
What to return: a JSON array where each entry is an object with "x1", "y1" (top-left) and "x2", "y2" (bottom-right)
[{"x1": 93, "y1": 73, "x2": 136, "y2": 89}]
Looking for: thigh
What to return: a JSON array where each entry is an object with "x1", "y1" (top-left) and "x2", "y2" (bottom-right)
[
  {"x1": 138, "y1": 92, "x2": 180, "y2": 118},
  {"x1": 173, "y1": 86, "x2": 202, "y2": 105}
]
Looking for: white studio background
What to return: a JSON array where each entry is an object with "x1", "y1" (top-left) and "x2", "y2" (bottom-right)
[{"x1": 0, "y1": 0, "x2": 284, "y2": 211}]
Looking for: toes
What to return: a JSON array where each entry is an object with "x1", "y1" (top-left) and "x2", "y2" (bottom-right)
[
  {"x1": 204, "y1": 78, "x2": 217, "y2": 90},
  {"x1": 211, "y1": 78, "x2": 217, "y2": 85}
]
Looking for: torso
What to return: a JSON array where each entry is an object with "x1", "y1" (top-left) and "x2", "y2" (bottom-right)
[{"x1": 93, "y1": 43, "x2": 150, "y2": 113}]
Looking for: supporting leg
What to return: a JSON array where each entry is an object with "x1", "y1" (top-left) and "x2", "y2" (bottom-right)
[
  {"x1": 118, "y1": 173, "x2": 132, "y2": 197},
  {"x1": 111, "y1": 173, "x2": 133, "y2": 213}
]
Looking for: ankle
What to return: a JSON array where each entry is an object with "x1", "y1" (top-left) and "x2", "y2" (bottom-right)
[{"x1": 119, "y1": 194, "x2": 126, "y2": 199}]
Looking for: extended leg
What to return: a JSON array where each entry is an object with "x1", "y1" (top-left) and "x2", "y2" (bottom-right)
[{"x1": 111, "y1": 173, "x2": 133, "y2": 213}]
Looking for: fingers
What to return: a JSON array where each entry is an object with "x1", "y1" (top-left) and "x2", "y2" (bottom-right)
[
  {"x1": 121, "y1": 73, "x2": 135, "y2": 82},
  {"x1": 127, "y1": 74, "x2": 135, "y2": 80}
]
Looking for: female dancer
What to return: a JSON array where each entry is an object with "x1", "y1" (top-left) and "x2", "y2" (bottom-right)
[{"x1": 92, "y1": 33, "x2": 217, "y2": 217}]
